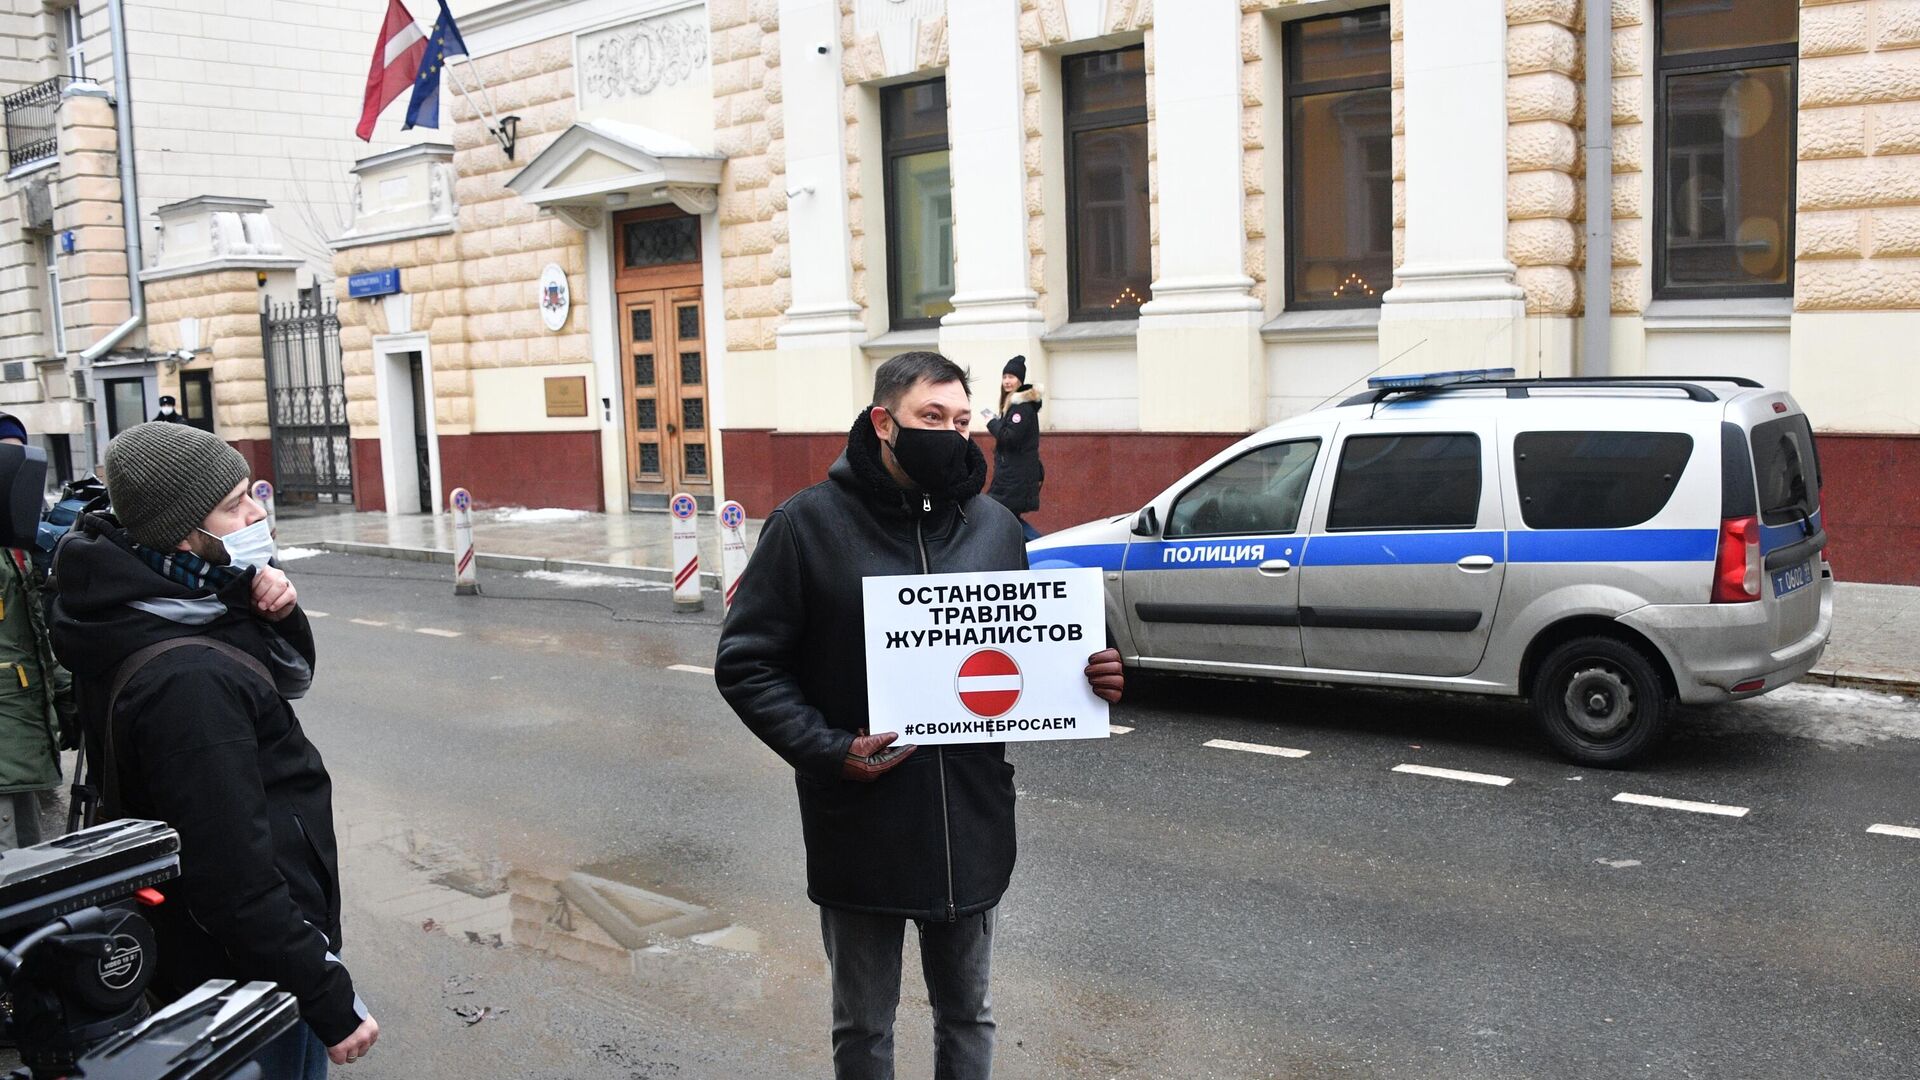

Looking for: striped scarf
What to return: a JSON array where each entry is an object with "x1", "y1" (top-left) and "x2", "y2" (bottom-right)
[{"x1": 132, "y1": 542, "x2": 240, "y2": 594}]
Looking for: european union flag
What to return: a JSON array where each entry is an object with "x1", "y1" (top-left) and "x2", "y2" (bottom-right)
[{"x1": 403, "y1": 0, "x2": 467, "y2": 130}]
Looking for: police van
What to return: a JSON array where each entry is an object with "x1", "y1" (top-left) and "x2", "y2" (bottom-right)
[{"x1": 1027, "y1": 371, "x2": 1834, "y2": 765}]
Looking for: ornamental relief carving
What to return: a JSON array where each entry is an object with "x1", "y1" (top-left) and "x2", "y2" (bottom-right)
[{"x1": 579, "y1": 15, "x2": 709, "y2": 102}]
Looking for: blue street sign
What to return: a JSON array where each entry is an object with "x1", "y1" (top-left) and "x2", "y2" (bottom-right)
[{"x1": 347, "y1": 267, "x2": 402, "y2": 299}]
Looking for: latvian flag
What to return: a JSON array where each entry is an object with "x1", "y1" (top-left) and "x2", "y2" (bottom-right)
[{"x1": 356, "y1": 0, "x2": 428, "y2": 141}]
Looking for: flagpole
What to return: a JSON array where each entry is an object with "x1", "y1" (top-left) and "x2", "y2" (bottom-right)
[{"x1": 446, "y1": 58, "x2": 517, "y2": 158}]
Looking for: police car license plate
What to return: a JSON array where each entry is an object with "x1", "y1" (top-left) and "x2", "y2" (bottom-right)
[{"x1": 1772, "y1": 560, "x2": 1814, "y2": 598}]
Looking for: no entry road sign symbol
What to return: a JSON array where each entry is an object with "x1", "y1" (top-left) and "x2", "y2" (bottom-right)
[{"x1": 955, "y1": 649, "x2": 1022, "y2": 719}]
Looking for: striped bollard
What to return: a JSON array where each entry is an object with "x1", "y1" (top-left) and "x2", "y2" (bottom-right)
[
  {"x1": 670, "y1": 492, "x2": 702, "y2": 611},
  {"x1": 451, "y1": 488, "x2": 479, "y2": 596},
  {"x1": 719, "y1": 500, "x2": 749, "y2": 612},
  {"x1": 251, "y1": 480, "x2": 276, "y2": 537}
]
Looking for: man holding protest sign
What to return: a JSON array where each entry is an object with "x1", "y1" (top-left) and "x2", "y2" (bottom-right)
[{"x1": 715, "y1": 351, "x2": 1123, "y2": 1080}]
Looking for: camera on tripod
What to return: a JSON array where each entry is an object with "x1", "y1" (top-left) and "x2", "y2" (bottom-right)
[{"x1": 0, "y1": 820, "x2": 297, "y2": 1079}]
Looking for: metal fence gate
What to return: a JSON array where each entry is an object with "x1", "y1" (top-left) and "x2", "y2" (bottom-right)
[{"x1": 261, "y1": 299, "x2": 354, "y2": 503}]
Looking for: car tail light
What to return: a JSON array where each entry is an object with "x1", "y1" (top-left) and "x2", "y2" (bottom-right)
[{"x1": 1712, "y1": 516, "x2": 1761, "y2": 603}]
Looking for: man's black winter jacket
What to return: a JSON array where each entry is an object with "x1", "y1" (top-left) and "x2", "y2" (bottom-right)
[
  {"x1": 715, "y1": 413, "x2": 1028, "y2": 921},
  {"x1": 48, "y1": 514, "x2": 363, "y2": 1046}
]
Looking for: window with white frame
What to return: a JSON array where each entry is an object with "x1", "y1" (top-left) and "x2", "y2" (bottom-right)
[
  {"x1": 58, "y1": 4, "x2": 85, "y2": 79},
  {"x1": 880, "y1": 77, "x2": 954, "y2": 330},
  {"x1": 1064, "y1": 46, "x2": 1152, "y2": 321}
]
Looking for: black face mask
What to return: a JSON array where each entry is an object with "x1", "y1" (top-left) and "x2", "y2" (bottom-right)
[{"x1": 884, "y1": 411, "x2": 971, "y2": 494}]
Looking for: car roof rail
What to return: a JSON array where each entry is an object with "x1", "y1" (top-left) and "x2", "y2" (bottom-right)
[{"x1": 1339, "y1": 375, "x2": 1762, "y2": 407}]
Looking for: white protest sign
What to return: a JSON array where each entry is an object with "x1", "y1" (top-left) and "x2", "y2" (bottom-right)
[{"x1": 862, "y1": 567, "x2": 1109, "y2": 746}]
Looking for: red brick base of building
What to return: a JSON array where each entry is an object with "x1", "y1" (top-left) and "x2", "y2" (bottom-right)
[
  {"x1": 230, "y1": 439, "x2": 273, "y2": 488},
  {"x1": 350, "y1": 432, "x2": 603, "y2": 514},
  {"x1": 719, "y1": 428, "x2": 1920, "y2": 586}
]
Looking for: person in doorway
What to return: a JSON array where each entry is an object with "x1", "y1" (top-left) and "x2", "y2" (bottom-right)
[
  {"x1": 982, "y1": 355, "x2": 1044, "y2": 542},
  {"x1": 0, "y1": 412, "x2": 70, "y2": 850},
  {"x1": 715, "y1": 351, "x2": 1125, "y2": 1080},
  {"x1": 49, "y1": 422, "x2": 379, "y2": 1075},
  {"x1": 152, "y1": 395, "x2": 189, "y2": 424}
]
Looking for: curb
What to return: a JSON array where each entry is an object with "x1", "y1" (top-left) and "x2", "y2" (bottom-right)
[
  {"x1": 309, "y1": 540, "x2": 724, "y2": 590},
  {"x1": 1801, "y1": 668, "x2": 1920, "y2": 698}
]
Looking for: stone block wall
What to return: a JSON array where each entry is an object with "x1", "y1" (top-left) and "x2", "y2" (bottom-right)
[
  {"x1": 334, "y1": 34, "x2": 586, "y2": 442},
  {"x1": 1506, "y1": 0, "x2": 1581, "y2": 315},
  {"x1": 144, "y1": 270, "x2": 269, "y2": 440},
  {"x1": 1796, "y1": 0, "x2": 1920, "y2": 311},
  {"x1": 53, "y1": 92, "x2": 131, "y2": 352},
  {"x1": 713, "y1": 0, "x2": 785, "y2": 354}
]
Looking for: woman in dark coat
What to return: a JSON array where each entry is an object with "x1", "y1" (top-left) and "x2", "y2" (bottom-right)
[{"x1": 984, "y1": 355, "x2": 1044, "y2": 541}]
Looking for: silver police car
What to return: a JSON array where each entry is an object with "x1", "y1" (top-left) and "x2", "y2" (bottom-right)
[{"x1": 1028, "y1": 372, "x2": 1834, "y2": 765}]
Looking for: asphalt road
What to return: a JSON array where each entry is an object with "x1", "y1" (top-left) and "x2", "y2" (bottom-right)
[{"x1": 279, "y1": 552, "x2": 1919, "y2": 1080}]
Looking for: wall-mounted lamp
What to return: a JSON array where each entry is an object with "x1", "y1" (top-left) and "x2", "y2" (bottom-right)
[{"x1": 786, "y1": 185, "x2": 815, "y2": 199}]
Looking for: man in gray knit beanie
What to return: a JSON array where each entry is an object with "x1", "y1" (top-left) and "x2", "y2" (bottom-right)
[{"x1": 103, "y1": 422, "x2": 253, "y2": 553}]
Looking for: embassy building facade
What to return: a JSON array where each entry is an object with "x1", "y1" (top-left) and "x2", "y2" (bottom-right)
[{"x1": 106, "y1": 0, "x2": 1912, "y2": 588}]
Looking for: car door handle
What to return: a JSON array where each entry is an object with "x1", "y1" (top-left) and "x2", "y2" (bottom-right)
[
  {"x1": 1257, "y1": 559, "x2": 1292, "y2": 576},
  {"x1": 1456, "y1": 555, "x2": 1496, "y2": 572}
]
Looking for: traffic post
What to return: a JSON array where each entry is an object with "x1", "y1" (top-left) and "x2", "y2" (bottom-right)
[
  {"x1": 670, "y1": 492, "x2": 702, "y2": 611},
  {"x1": 451, "y1": 488, "x2": 479, "y2": 596},
  {"x1": 719, "y1": 500, "x2": 749, "y2": 612},
  {"x1": 251, "y1": 480, "x2": 276, "y2": 537}
]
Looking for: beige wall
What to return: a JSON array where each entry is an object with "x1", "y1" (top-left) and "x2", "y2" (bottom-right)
[{"x1": 144, "y1": 270, "x2": 269, "y2": 440}]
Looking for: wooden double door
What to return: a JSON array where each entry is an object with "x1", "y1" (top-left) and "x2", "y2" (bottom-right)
[{"x1": 614, "y1": 208, "x2": 710, "y2": 502}]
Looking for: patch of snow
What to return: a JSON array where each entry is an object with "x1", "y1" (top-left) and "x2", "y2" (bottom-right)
[
  {"x1": 491, "y1": 507, "x2": 591, "y2": 525},
  {"x1": 522, "y1": 569, "x2": 666, "y2": 591},
  {"x1": 276, "y1": 547, "x2": 325, "y2": 562},
  {"x1": 1698, "y1": 683, "x2": 1920, "y2": 747}
]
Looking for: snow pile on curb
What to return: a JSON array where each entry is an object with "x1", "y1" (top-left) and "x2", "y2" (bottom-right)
[
  {"x1": 522, "y1": 569, "x2": 667, "y2": 591},
  {"x1": 1700, "y1": 683, "x2": 1920, "y2": 747},
  {"x1": 277, "y1": 547, "x2": 326, "y2": 562},
  {"x1": 492, "y1": 507, "x2": 591, "y2": 525}
]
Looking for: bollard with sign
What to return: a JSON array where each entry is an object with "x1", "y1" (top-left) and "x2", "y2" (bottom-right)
[
  {"x1": 719, "y1": 500, "x2": 750, "y2": 612},
  {"x1": 670, "y1": 492, "x2": 702, "y2": 611},
  {"x1": 251, "y1": 480, "x2": 276, "y2": 538},
  {"x1": 451, "y1": 488, "x2": 479, "y2": 596}
]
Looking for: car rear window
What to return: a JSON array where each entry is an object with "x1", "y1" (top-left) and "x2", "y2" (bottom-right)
[
  {"x1": 1750, "y1": 415, "x2": 1821, "y2": 526},
  {"x1": 1513, "y1": 431, "x2": 1694, "y2": 529},
  {"x1": 1327, "y1": 433, "x2": 1481, "y2": 531}
]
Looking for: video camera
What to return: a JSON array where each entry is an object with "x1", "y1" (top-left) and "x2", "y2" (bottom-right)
[
  {"x1": 0, "y1": 449, "x2": 297, "y2": 1077},
  {"x1": 0, "y1": 820, "x2": 297, "y2": 1078}
]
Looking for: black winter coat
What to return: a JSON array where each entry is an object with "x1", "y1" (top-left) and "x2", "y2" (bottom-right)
[
  {"x1": 715, "y1": 413, "x2": 1029, "y2": 920},
  {"x1": 986, "y1": 386, "x2": 1043, "y2": 516},
  {"x1": 48, "y1": 514, "x2": 364, "y2": 1046}
]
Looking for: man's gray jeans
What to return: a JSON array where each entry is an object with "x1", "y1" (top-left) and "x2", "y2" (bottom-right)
[{"x1": 819, "y1": 905, "x2": 996, "y2": 1080}]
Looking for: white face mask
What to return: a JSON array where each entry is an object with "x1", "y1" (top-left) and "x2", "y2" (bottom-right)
[{"x1": 200, "y1": 517, "x2": 276, "y2": 572}]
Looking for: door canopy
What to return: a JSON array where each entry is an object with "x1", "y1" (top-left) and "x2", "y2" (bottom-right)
[{"x1": 505, "y1": 119, "x2": 725, "y2": 230}]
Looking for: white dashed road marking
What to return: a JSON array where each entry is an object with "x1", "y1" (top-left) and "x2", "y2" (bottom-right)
[
  {"x1": 1392, "y1": 763, "x2": 1513, "y2": 787},
  {"x1": 306, "y1": 611, "x2": 329, "y2": 618},
  {"x1": 1108, "y1": 725, "x2": 1134, "y2": 735},
  {"x1": 416, "y1": 628, "x2": 462, "y2": 638},
  {"x1": 1204, "y1": 738, "x2": 1310, "y2": 759},
  {"x1": 350, "y1": 619, "x2": 388, "y2": 628},
  {"x1": 668, "y1": 664, "x2": 715, "y2": 676},
  {"x1": 1612, "y1": 792, "x2": 1750, "y2": 818},
  {"x1": 1867, "y1": 823, "x2": 1920, "y2": 840}
]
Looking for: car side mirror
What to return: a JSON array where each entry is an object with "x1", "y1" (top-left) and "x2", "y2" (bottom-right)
[
  {"x1": 0, "y1": 444, "x2": 47, "y2": 549},
  {"x1": 1131, "y1": 505, "x2": 1158, "y2": 537}
]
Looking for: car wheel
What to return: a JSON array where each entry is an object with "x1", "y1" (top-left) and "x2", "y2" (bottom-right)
[{"x1": 1530, "y1": 635, "x2": 1670, "y2": 767}]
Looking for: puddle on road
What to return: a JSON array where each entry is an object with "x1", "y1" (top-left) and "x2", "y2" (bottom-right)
[{"x1": 342, "y1": 813, "x2": 767, "y2": 1009}]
